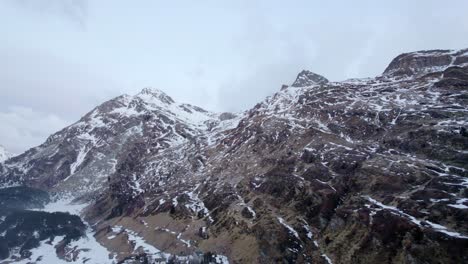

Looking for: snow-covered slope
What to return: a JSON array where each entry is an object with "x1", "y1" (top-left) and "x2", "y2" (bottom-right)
[{"x1": 0, "y1": 88, "x2": 240, "y2": 195}]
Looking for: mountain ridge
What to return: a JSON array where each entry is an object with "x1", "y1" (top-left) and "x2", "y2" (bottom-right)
[{"x1": 1, "y1": 48, "x2": 467, "y2": 263}]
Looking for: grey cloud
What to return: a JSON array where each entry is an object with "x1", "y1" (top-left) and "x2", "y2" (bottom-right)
[
  {"x1": 0, "y1": 106, "x2": 69, "y2": 154},
  {"x1": 0, "y1": 46, "x2": 121, "y2": 118}
]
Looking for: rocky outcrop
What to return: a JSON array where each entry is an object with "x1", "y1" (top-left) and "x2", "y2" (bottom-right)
[
  {"x1": 291, "y1": 70, "x2": 329, "y2": 87},
  {"x1": 383, "y1": 48, "x2": 468, "y2": 77}
]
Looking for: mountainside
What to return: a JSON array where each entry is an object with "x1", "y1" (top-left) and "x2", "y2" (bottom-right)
[
  {"x1": 1, "y1": 48, "x2": 467, "y2": 263},
  {"x1": 0, "y1": 88, "x2": 239, "y2": 197}
]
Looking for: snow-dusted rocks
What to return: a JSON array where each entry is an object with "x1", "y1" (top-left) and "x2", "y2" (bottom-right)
[
  {"x1": 291, "y1": 70, "x2": 329, "y2": 87},
  {"x1": 383, "y1": 48, "x2": 468, "y2": 77},
  {"x1": 0, "y1": 87, "x2": 238, "y2": 197},
  {"x1": 1, "y1": 48, "x2": 467, "y2": 263}
]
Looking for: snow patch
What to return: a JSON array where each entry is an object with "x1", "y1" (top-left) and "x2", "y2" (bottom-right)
[
  {"x1": 365, "y1": 196, "x2": 468, "y2": 239},
  {"x1": 277, "y1": 217, "x2": 300, "y2": 239},
  {"x1": 322, "y1": 254, "x2": 333, "y2": 264}
]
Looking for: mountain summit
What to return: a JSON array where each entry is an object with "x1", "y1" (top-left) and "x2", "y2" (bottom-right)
[
  {"x1": 291, "y1": 70, "x2": 329, "y2": 87},
  {"x1": 1, "y1": 48, "x2": 467, "y2": 263},
  {"x1": 138, "y1": 87, "x2": 176, "y2": 105}
]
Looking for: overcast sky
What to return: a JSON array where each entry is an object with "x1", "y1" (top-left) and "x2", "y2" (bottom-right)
[{"x1": 1, "y1": 0, "x2": 468, "y2": 154}]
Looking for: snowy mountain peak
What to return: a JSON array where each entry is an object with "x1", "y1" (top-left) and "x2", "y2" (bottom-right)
[
  {"x1": 383, "y1": 48, "x2": 468, "y2": 77},
  {"x1": 0, "y1": 145, "x2": 12, "y2": 162},
  {"x1": 138, "y1": 87, "x2": 175, "y2": 105},
  {"x1": 291, "y1": 70, "x2": 329, "y2": 87}
]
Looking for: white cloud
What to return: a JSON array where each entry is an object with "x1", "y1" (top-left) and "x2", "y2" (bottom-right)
[{"x1": 0, "y1": 106, "x2": 70, "y2": 154}]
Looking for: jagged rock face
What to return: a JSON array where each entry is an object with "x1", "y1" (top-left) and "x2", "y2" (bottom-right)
[
  {"x1": 383, "y1": 48, "x2": 468, "y2": 77},
  {"x1": 291, "y1": 70, "x2": 329, "y2": 87},
  {"x1": 1, "y1": 48, "x2": 468, "y2": 264}
]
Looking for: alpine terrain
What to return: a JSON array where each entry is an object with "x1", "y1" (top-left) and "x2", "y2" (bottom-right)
[{"x1": 1, "y1": 48, "x2": 467, "y2": 263}]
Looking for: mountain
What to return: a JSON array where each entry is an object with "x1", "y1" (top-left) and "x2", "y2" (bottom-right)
[
  {"x1": 0, "y1": 88, "x2": 239, "y2": 196},
  {"x1": 1, "y1": 48, "x2": 467, "y2": 263},
  {"x1": 0, "y1": 145, "x2": 12, "y2": 162}
]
